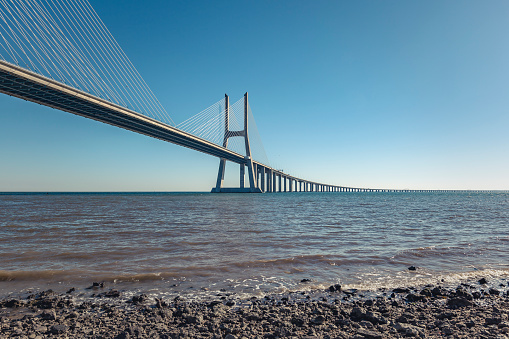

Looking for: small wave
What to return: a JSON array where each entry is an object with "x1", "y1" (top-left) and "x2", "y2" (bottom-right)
[
  {"x1": 0, "y1": 269, "x2": 77, "y2": 281},
  {"x1": 343, "y1": 268, "x2": 509, "y2": 293}
]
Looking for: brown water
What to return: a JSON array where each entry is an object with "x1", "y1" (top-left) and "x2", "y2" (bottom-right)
[{"x1": 1, "y1": 192, "x2": 508, "y2": 301}]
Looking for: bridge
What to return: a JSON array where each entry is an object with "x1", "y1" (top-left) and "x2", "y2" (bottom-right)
[{"x1": 0, "y1": 0, "x2": 462, "y2": 193}]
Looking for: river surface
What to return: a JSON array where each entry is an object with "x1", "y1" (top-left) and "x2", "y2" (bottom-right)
[{"x1": 1, "y1": 192, "x2": 508, "y2": 301}]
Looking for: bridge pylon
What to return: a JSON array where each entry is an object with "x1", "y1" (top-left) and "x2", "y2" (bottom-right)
[{"x1": 211, "y1": 92, "x2": 262, "y2": 193}]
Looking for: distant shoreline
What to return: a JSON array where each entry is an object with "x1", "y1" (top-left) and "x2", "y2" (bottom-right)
[{"x1": 2, "y1": 190, "x2": 509, "y2": 195}]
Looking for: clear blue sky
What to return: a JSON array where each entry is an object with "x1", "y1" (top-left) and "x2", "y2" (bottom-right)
[{"x1": 1, "y1": 0, "x2": 508, "y2": 191}]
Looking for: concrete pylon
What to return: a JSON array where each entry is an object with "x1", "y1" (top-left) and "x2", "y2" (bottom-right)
[{"x1": 211, "y1": 92, "x2": 261, "y2": 193}]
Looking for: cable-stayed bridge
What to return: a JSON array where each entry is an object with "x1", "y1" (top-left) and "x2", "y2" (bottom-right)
[{"x1": 0, "y1": 0, "x2": 455, "y2": 193}]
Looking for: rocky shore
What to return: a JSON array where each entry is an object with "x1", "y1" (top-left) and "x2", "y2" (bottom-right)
[{"x1": 1, "y1": 277, "x2": 509, "y2": 338}]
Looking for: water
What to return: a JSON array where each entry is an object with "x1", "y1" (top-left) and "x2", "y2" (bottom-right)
[{"x1": 1, "y1": 192, "x2": 508, "y2": 301}]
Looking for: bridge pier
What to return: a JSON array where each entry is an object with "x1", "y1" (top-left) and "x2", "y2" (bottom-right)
[
  {"x1": 211, "y1": 93, "x2": 261, "y2": 193},
  {"x1": 240, "y1": 164, "x2": 245, "y2": 188}
]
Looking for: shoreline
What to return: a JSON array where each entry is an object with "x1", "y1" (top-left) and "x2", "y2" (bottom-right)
[{"x1": 1, "y1": 277, "x2": 508, "y2": 338}]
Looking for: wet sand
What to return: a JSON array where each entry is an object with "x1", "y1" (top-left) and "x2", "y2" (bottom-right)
[{"x1": 1, "y1": 277, "x2": 509, "y2": 338}]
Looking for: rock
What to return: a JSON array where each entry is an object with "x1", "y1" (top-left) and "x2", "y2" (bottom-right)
[
  {"x1": 405, "y1": 293, "x2": 426, "y2": 302},
  {"x1": 396, "y1": 313, "x2": 414, "y2": 323},
  {"x1": 356, "y1": 328, "x2": 384, "y2": 339},
  {"x1": 40, "y1": 310, "x2": 57, "y2": 320},
  {"x1": 115, "y1": 331, "x2": 130, "y2": 339},
  {"x1": 312, "y1": 315, "x2": 325, "y2": 325},
  {"x1": 2, "y1": 299, "x2": 22, "y2": 308},
  {"x1": 343, "y1": 289, "x2": 358, "y2": 296},
  {"x1": 394, "y1": 322, "x2": 421, "y2": 337},
  {"x1": 291, "y1": 317, "x2": 305, "y2": 327},
  {"x1": 455, "y1": 288, "x2": 473, "y2": 300},
  {"x1": 131, "y1": 294, "x2": 148, "y2": 304},
  {"x1": 33, "y1": 325, "x2": 47, "y2": 333},
  {"x1": 50, "y1": 324, "x2": 68, "y2": 334},
  {"x1": 224, "y1": 334, "x2": 237, "y2": 339},
  {"x1": 301, "y1": 279, "x2": 311, "y2": 283},
  {"x1": 155, "y1": 298, "x2": 168, "y2": 308},
  {"x1": 479, "y1": 278, "x2": 488, "y2": 285},
  {"x1": 328, "y1": 284, "x2": 342, "y2": 292},
  {"x1": 447, "y1": 297, "x2": 472, "y2": 308},
  {"x1": 104, "y1": 289, "x2": 121, "y2": 298},
  {"x1": 420, "y1": 288, "x2": 433, "y2": 297},
  {"x1": 66, "y1": 287, "x2": 75, "y2": 294},
  {"x1": 35, "y1": 298, "x2": 56, "y2": 309},
  {"x1": 365, "y1": 311, "x2": 387, "y2": 325},
  {"x1": 392, "y1": 288, "x2": 410, "y2": 293},
  {"x1": 359, "y1": 320, "x2": 374, "y2": 329},
  {"x1": 350, "y1": 307, "x2": 365, "y2": 320},
  {"x1": 186, "y1": 315, "x2": 203, "y2": 324},
  {"x1": 489, "y1": 288, "x2": 500, "y2": 295},
  {"x1": 431, "y1": 286, "x2": 444, "y2": 296},
  {"x1": 408, "y1": 266, "x2": 416, "y2": 271},
  {"x1": 485, "y1": 317, "x2": 502, "y2": 325}
]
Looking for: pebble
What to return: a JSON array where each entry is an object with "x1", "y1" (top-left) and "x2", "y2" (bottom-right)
[{"x1": 0, "y1": 280, "x2": 508, "y2": 338}]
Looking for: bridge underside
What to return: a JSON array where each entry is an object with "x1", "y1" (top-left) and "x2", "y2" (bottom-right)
[{"x1": 0, "y1": 61, "x2": 248, "y2": 165}]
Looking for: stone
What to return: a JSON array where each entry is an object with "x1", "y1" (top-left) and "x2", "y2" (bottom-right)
[
  {"x1": 224, "y1": 335, "x2": 237, "y2": 339},
  {"x1": 2, "y1": 299, "x2": 21, "y2": 308},
  {"x1": 479, "y1": 278, "x2": 488, "y2": 285},
  {"x1": 489, "y1": 288, "x2": 500, "y2": 295},
  {"x1": 350, "y1": 307, "x2": 365, "y2": 320},
  {"x1": 291, "y1": 317, "x2": 305, "y2": 327},
  {"x1": 33, "y1": 325, "x2": 47, "y2": 333},
  {"x1": 455, "y1": 288, "x2": 473, "y2": 300},
  {"x1": 420, "y1": 288, "x2": 433, "y2": 297},
  {"x1": 49, "y1": 324, "x2": 68, "y2": 334},
  {"x1": 431, "y1": 286, "x2": 444, "y2": 296},
  {"x1": 359, "y1": 320, "x2": 374, "y2": 329},
  {"x1": 392, "y1": 288, "x2": 410, "y2": 293},
  {"x1": 131, "y1": 294, "x2": 148, "y2": 304},
  {"x1": 472, "y1": 291, "x2": 482, "y2": 299},
  {"x1": 408, "y1": 266, "x2": 417, "y2": 271},
  {"x1": 406, "y1": 293, "x2": 426, "y2": 302},
  {"x1": 356, "y1": 328, "x2": 384, "y2": 339},
  {"x1": 447, "y1": 297, "x2": 472, "y2": 308},
  {"x1": 104, "y1": 289, "x2": 121, "y2": 298},
  {"x1": 329, "y1": 284, "x2": 342, "y2": 292},
  {"x1": 394, "y1": 322, "x2": 421, "y2": 337},
  {"x1": 485, "y1": 318, "x2": 502, "y2": 325},
  {"x1": 312, "y1": 315, "x2": 325, "y2": 325},
  {"x1": 40, "y1": 310, "x2": 56, "y2": 321}
]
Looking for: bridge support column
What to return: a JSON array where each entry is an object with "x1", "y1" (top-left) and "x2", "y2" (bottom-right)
[
  {"x1": 268, "y1": 170, "x2": 273, "y2": 193},
  {"x1": 260, "y1": 167, "x2": 265, "y2": 192},
  {"x1": 240, "y1": 164, "x2": 245, "y2": 188}
]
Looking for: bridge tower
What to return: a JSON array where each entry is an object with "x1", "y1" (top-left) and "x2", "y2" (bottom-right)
[{"x1": 211, "y1": 92, "x2": 262, "y2": 193}]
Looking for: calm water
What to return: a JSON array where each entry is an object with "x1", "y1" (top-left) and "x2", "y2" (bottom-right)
[{"x1": 1, "y1": 192, "x2": 508, "y2": 300}]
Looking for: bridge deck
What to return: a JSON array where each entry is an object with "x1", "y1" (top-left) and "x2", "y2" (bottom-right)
[{"x1": 0, "y1": 60, "x2": 250, "y2": 166}]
